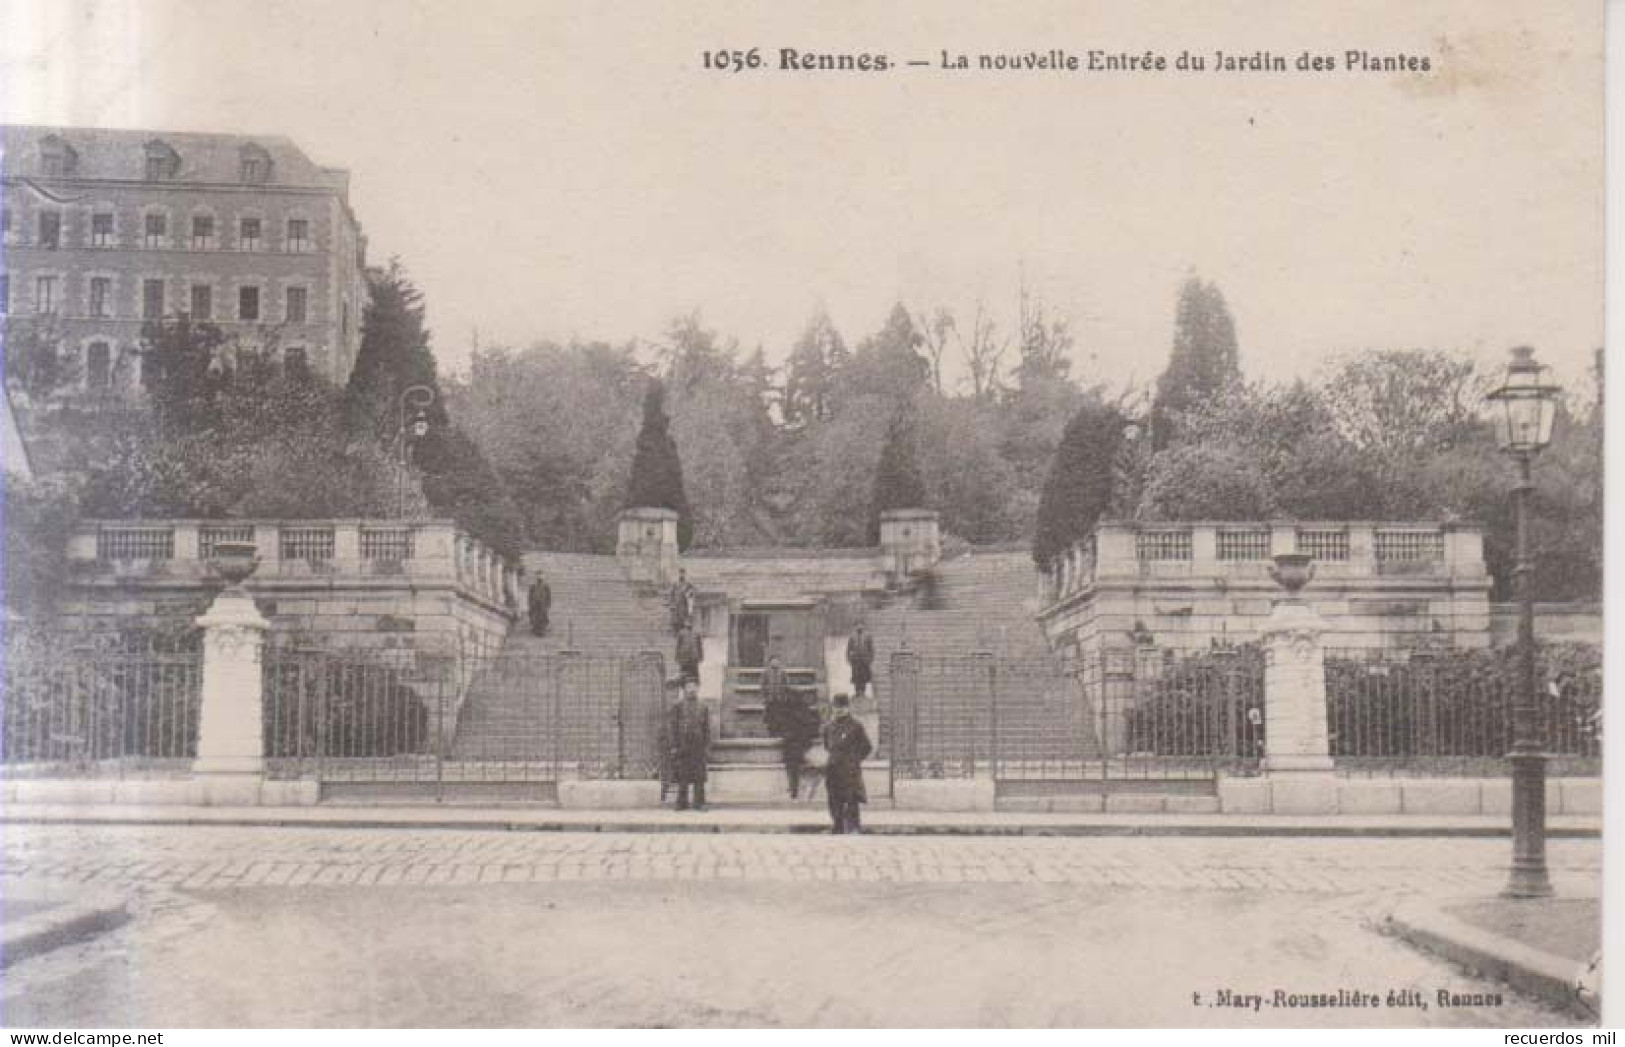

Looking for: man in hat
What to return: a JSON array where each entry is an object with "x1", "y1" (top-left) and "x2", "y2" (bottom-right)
[
  {"x1": 527, "y1": 571, "x2": 552, "y2": 637},
  {"x1": 666, "y1": 677, "x2": 710, "y2": 811},
  {"x1": 846, "y1": 624, "x2": 875, "y2": 700},
  {"x1": 822, "y1": 692, "x2": 872, "y2": 834}
]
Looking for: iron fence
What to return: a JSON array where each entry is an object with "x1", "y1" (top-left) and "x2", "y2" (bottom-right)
[
  {"x1": 1325, "y1": 647, "x2": 1602, "y2": 777},
  {"x1": 262, "y1": 648, "x2": 667, "y2": 785},
  {"x1": 2, "y1": 639, "x2": 202, "y2": 775},
  {"x1": 888, "y1": 648, "x2": 1265, "y2": 789}
]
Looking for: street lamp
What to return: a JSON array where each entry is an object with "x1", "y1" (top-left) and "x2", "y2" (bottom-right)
[
  {"x1": 397, "y1": 384, "x2": 435, "y2": 518},
  {"x1": 1485, "y1": 345, "x2": 1561, "y2": 899}
]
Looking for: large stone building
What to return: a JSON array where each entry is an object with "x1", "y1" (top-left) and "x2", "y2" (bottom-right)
[{"x1": 0, "y1": 125, "x2": 368, "y2": 391}]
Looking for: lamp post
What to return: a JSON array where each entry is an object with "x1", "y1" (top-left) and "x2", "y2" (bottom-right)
[
  {"x1": 397, "y1": 384, "x2": 435, "y2": 519},
  {"x1": 1485, "y1": 345, "x2": 1561, "y2": 899}
]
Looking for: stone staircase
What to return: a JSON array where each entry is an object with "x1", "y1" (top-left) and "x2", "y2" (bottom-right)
[
  {"x1": 515, "y1": 552, "x2": 673, "y2": 655},
  {"x1": 450, "y1": 553, "x2": 672, "y2": 762}
]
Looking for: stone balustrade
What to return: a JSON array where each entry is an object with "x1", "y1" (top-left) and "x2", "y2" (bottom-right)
[
  {"x1": 68, "y1": 518, "x2": 520, "y2": 612},
  {"x1": 1042, "y1": 520, "x2": 1485, "y2": 605}
]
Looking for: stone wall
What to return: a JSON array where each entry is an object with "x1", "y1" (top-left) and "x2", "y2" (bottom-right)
[{"x1": 1040, "y1": 521, "x2": 1492, "y2": 657}]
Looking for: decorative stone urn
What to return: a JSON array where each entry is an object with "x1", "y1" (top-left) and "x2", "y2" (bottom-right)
[
  {"x1": 1268, "y1": 552, "x2": 1315, "y2": 596},
  {"x1": 208, "y1": 540, "x2": 260, "y2": 592}
]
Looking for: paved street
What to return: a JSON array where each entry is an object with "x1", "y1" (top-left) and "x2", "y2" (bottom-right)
[{"x1": 0, "y1": 825, "x2": 1601, "y2": 1027}]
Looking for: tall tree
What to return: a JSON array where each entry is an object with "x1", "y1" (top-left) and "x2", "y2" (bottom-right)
[
  {"x1": 626, "y1": 380, "x2": 693, "y2": 549},
  {"x1": 344, "y1": 259, "x2": 448, "y2": 443},
  {"x1": 840, "y1": 303, "x2": 931, "y2": 409},
  {"x1": 1150, "y1": 275, "x2": 1241, "y2": 447},
  {"x1": 917, "y1": 306, "x2": 955, "y2": 396},
  {"x1": 783, "y1": 308, "x2": 847, "y2": 423},
  {"x1": 867, "y1": 404, "x2": 927, "y2": 544},
  {"x1": 1032, "y1": 398, "x2": 1126, "y2": 566},
  {"x1": 957, "y1": 300, "x2": 1008, "y2": 401}
]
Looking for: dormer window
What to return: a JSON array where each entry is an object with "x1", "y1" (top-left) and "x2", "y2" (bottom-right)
[
  {"x1": 38, "y1": 135, "x2": 78, "y2": 178},
  {"x1": 239, "y1": 143, "x2": 272, "y2": 184},
  {"x1": 144, "y1": 140, "x2": 179, "y2": 181}
]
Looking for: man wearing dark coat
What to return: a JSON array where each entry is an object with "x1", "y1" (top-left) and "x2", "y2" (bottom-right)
[
  {"x1": 675, "y1": 625, "x2": 704, "y2": 684},
  {"x1": 527, "y1": 572, "x2": 552, "y2": 637},
  {"x1": 846, "y1": 625, "x2": 875, "y2": 699},
  {"x1": 762, "y1": 655, "x2": 819, "y2": 799},
  {"x1": 667, "y1": 678, "x2": 710, "y2": 811},
  {"x1": 669, "y1": 569, "x2": 696, "y2": 634},
  {"x1": 822, "y1": 693, "x2": 873, "y2": 833}
]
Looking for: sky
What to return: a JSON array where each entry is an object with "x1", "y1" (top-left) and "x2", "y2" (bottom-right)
[{"x1": 0, "y1": 0, "x2": 1604, "y2": 392}]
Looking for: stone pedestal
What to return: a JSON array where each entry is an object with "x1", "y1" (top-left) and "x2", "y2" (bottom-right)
[
  {"x1": 1261, "y1": 597, "x2": 1336, "y2": 812},
  {"x1": 879, "y1": 508, "x2": 941, "y2": 583},
  {"x1": 616, "y1": 507, "x2": 680, "y2": 586},
  {"x1": 193, "y1": 587, "x2": 270, "y2": 777}
]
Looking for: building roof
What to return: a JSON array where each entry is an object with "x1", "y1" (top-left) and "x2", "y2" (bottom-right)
[{"x1": 0, "y1": 125, "x2": 349, "y2": 193}]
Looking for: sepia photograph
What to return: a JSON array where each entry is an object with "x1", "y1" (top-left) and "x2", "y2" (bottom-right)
[{"x1": 0, "y1": 0, "x2": 1608, "y2": 1031}]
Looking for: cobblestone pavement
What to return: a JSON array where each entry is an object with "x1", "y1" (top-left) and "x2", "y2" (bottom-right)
[
  {"x1": 0, "y1": 826, "x2": 1601, "y2": 1028},
  {"x1": 0, "y1": 824, "x2": 1604, "y2": 896}
]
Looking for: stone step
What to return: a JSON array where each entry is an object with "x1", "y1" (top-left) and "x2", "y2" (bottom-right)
[
  {"x1": 711, "y1": 738, "x2": 783, "y2": 765},
  {"x1": 703, "y1": 762, "x2": 891, "y2": 803}
]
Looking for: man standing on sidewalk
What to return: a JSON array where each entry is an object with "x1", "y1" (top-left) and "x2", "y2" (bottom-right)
[
  {"x1": 667, "y1": 678, "x2": 710, "y2": 811},
  {"x1": 822, "y1": 693, "x2": 872, "y2": 834}
]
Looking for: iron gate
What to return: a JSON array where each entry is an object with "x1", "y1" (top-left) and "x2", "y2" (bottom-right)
[
  {"x1": 263, "y1": 648, "x2": 667, "y2": 799},
  {"x1": 888, "y1": 649, "x2": 1263, "y2": 793}
]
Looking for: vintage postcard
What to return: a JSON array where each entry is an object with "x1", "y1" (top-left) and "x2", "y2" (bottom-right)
[{"x1": 0, "y1": 0, "x2": 1607, "y2": 1032}]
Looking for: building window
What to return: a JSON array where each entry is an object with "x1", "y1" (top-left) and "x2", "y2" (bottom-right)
[
  {"x1": 238, "y1": 217, "x2": 261, "y2": 251},
  {"x1": 91, "y1": 212, "x2": 115, "y2": 247},
  {"x1": 87, "y1": 342, "x2": 112, "y2": 390},
  {"x1": 35, "y1": 276, "x2": 57, "y2": 314},
  {"x1": 144, "y1": 140, "x2": 179, "y2": 181},
  {"x1": 191, "y1": 214, "x2": 214, "y2": 249},
  {"x1": 144, "y1": 213, "x2": 167, "y2": 248},
  {"x1": 285, "y1": 286, "x2": 308, "y2": 323},
  {"x1": 89, "y1": 277, "x2": 112, "y2": 318},
  {"x1": 240, "y1": 144, "x2": 272, "y2": 184},
  {"x1": 191, "y1": 284, "x2": 212, "y2": 321},
  {"x1": 1, "y1": 274, "x2": 9, "y2": 314},
  {"x1": 238, "y1": 285, "x2": 260, "y2": 322},
  {"x1": 38, "y1": 212, "x2": 61, "y2": 249},
  {"x1": 1, "y1": 209, "x2": 10, "y2": 243},
  {"x1": 39, "y1": 135, "x2": 78, "y2": 178},
  {"x1": 142, "y1": 279, "x2": 165, "y2": 320},
  {"x1": 283, "y1": 346, "x2": 308, "y2": 378},
  {"x1": 342, "y1": 299, "x2": 350, "y2": 340},
  {"x1": 286, "y1": 219, "x2": 309, "y2": 252}
]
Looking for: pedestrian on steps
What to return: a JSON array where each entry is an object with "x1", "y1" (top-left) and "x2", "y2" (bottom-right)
[
  {"x1": 669, "y1": 569, "x2": 696, "y2": 634},
  {"x1": 846, "y1": 624, "x2": 875, "y2": 700},
  {"x1": 762, "y1": 654, "x2": 819, "y2": 799},
  {"x1": 667, "y1": 678, "x2": 710, "y2": 811},
  {"x1": 822, "y1": 693, "x2": 872, "y2": 834},
  {"x1": 527, "y1": 571, "x2": 552, "y2": 638},
  {"x1": 675, "y1": 624, "x2": 703, "y2": 685}
]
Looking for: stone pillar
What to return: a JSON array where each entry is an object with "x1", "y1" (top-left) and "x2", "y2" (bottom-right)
[
  {"x1": 1261, "y1": 595, "x2": 1337, "y2": 813},
  {"x1": 878, "y1": 508, "x2": 940, "y2": 584},
  {"x1": 616, "y1": 507, "x2": 680, "y2": 586},
  {"x1": 193, "y1": 585, "x2": 270, "y2": 783}
]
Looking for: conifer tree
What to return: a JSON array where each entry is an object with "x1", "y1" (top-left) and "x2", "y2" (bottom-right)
[
  {"x1": 867, "y1": 405, "x2": 927, "y2": 544},
  {"x1": 626, "y1": 380, "x2": 693, "y2": 549},
  {"x1": 1032, "y1": 399, "x2": 1125, "y2": 566},
  {"x1": 1150, "y1": 275, "x2": 1241, "y2": 448}
]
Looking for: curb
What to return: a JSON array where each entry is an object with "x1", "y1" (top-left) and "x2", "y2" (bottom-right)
[
  {"x1": 1386, "y1": 901, "x2": 1595, "y2": 1020},
  {"x1": 0, "y1": 808, "x2": 1604, "y2": 838},
  {"x1": 1, "y1": 891, "x2": 130, "y2": 968}
]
